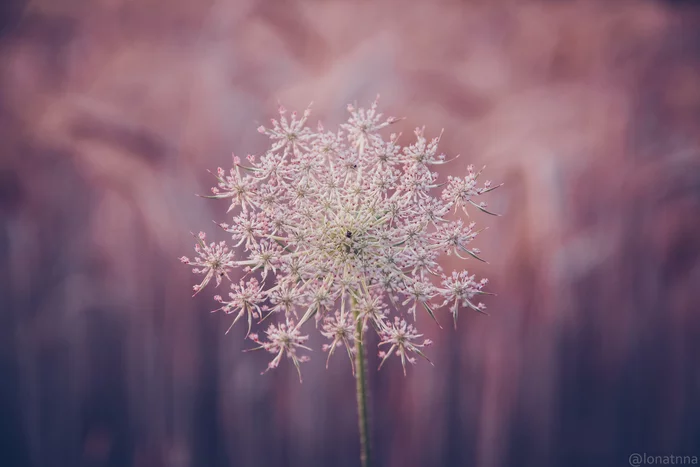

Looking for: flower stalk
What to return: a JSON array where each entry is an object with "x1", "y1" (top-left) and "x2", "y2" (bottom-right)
[{"x1": 353, "y1": 301, "x2": 372, "y2": 467}]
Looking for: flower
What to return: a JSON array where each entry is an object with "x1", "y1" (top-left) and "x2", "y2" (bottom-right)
[
  {"x1": 249, "y1": 321, "x2": 311, "y2": 382},
  {"x1": 182, "y1": 97, "x2": 499, "y2": 377},
  {"x1": 378, "y1": 317, "x2": 433, "y2": 376},
  {"x1": 203, "y1": 162, "x2": 259, "y2": 213},
  {"x1": 439, "y1": 271, "x2": 491, "y2": 328},
  {"x1": 341, "y1": 96, "x2": 402, "y2": 155},
  {"x1": 213, "y1": 277, "x2": 265, "y2": 336},
  {"x1": 442, "y1": 165, "x2": 502, "y2": 215},
  {"x1": 321, "y1": 311, "x2": 356, "y2": 372},
  {"x1": 180, "y1": 231, "x2": 235, "y2": 295},
  {"x1": 257, "y1": 104, "x2": 314, "y2": 157},
  {"x1": 432, "y1": 220, "x2": 483, "y2": 259},
  {"x1": 354, "y1": 293, "x2": 388, "y2": 331}
]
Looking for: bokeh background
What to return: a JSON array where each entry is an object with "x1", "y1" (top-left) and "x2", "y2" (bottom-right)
[{"x1": 2, "y1": 0, "x2": 700, "y2": 466}]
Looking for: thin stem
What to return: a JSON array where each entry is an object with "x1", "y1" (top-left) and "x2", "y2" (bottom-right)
[{"x1": 353, "y1": 304, "x2": 372, "y2": 467}]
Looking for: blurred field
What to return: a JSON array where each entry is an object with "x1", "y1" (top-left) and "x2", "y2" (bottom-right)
[{"x1": 1, "y1": 1, "x2": 699, "y2": 466}]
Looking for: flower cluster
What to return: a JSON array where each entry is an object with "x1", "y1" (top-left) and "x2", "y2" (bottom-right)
[{"x1": 181, "y1": 97, "x2": 499, "y2": 379}]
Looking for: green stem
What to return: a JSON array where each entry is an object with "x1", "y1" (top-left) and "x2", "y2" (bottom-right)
[{"x1": 353, "y1": 307, "x2": 372, "y2": 467}]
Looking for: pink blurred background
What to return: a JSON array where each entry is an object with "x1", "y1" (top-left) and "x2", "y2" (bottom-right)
[{"x1": 1, "y1": 1, "x2": 700, "y2": 466}]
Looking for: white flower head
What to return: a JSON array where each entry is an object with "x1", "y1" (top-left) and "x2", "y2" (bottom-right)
[{"x1": 182, "y1": 98, "x2": 499, "y2": 377}]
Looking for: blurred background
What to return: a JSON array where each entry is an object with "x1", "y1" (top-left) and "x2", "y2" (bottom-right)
[{"x1": 1, "y1": 0, "x2": 700, "y2": 466}]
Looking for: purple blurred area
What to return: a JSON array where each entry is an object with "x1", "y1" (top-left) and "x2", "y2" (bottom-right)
[{"x1": 1, "y1": 1, "x2": 700, "y2": 466}]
